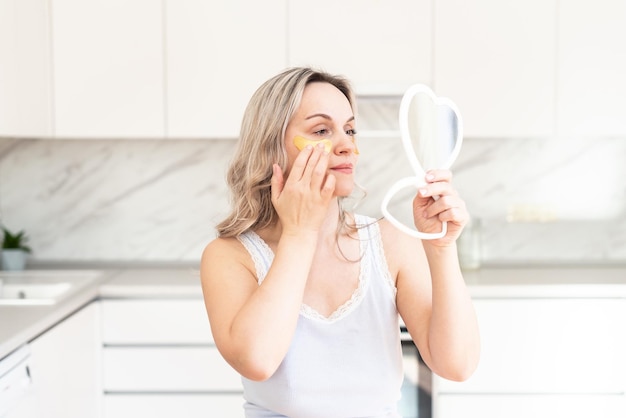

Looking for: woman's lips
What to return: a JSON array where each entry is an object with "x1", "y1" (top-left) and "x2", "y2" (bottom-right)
[{"x1": 330, "y1": 163, "x2": 353, "y2": 174}]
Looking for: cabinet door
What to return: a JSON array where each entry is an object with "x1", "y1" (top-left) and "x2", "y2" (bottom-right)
[
  {"x1": 288, "y1": 0, "x2": 431, "y2": 95},
  {"x1": 52, "y1": 0, "x2": 164, "y2": 138},
  {"x1": 103, "y1": 347, "x2": 242, "y2": 392},
  {"x1": 104, "y1": 394, "x2": 244, "y2": 418},
  {"x1": 8, "y1": 302, "x2": 101, "y2": 418},
  {"x1": 101, "y1": 299, "x2": 212, "y2": 344},
  {"x1": 0, "y1": 0, "x2": 52, "y2": 137},
  {"x1": 166, "y1": 0, "x2": 287, "y2": 138},
  {"x1": 435, "y1": 298, "x2": 626, "y2": 394},
  {"x1": 557, "y1": 0, "x2": 626, "y2": 136},
  {"x1": 434, "y1": 0, "x2": 556, "y2": 137},
  {"x1": 435, "y1": 394, "x2": 626, "y2": 418}
]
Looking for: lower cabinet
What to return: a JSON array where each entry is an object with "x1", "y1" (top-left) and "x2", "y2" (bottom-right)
[
  {"x1": 103, "y1": 394, "x2": 244, "y2": 418},
  {"x1": 432, "y1": 297, "x2": 626, "y2": 418},
  {"x1": 436, "y1": 394, "x2": 625, "y2": 418},
  {"x1": 101, "y1": 299, "x2": 244, "y2": 418},
  {"x1": 8, "y1": 302, "x2": 101, "y2": 418}
]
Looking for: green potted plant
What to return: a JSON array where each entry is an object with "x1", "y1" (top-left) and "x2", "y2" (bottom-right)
[{"x1": 1, "y1": 226, "x2": 32, "y2": 271}]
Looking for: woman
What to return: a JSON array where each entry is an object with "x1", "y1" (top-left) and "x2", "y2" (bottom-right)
[{"x1": 200, "y1": 67, "x2": 480, "y2": 417}]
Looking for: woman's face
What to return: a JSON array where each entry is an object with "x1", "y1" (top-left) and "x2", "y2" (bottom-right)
[{"x1": 284, "y1": 81, "x2": 359, "y2": 197}]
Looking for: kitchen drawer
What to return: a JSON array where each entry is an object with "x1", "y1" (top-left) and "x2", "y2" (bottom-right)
[
  {"x1": 103, "y1": 347, "x2": 242, "y2": 391},
  {"x1": 434, "y1": 394, "x2": 625, "y2": 418},
  {"x1": 104, "y1": 394, "x2": 244, "y2": 418},
  {"x1": 102, "y1": 299, "x2": 212, "y2": 344},
  {"x1": 436, "y1": 298, "x2": 626, "y2": 393}
]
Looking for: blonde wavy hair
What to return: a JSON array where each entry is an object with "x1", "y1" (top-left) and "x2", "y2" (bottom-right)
[{"x1": 216, "y1": 67, "x2": 359, "y2": 238}]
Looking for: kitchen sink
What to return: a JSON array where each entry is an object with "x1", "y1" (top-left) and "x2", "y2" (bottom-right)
[
  {"x1": 0, "y1": 270, "x2": 103, "y2": 306},
  {"x1": 0, "y1": 282, "x2": 73, "y2": 305}
]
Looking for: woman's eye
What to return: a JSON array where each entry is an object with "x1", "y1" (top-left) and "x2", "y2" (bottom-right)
[
  {"x1": 314, "y1": 128, "x2": 330, "y2": 136},
  {"x1": 346, "y1": 129, "x2": 358, "y2": 136}
]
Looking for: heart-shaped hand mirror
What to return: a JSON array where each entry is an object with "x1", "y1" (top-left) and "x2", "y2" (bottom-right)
[{"x1": 381, "y1": 84, "x2": 463, "y2": 239}]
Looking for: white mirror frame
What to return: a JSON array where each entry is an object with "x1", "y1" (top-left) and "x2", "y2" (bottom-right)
[{"x1": 381, "y1": 84, "x2": 463, "y2": 239}]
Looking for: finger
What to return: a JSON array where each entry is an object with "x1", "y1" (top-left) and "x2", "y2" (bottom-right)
[
  {"x1": 309, "y1": 144, "x2": 331, "y2": 191},
  {"x1": 300, "y1": 143, "x2": 326, "y2": 182},
  {"x1": 423, "y1": 195, "x2": 466, "y2": 220},
  {"x1": 417, "y1": 181, "x2": 458, "y2": 199},
  {"x1": 321, "y1": 173, "x2": 336, "y2": 199},
  {"x1": 425, "y1": 169, "x2": 453, "y2": 184},
  {"x1": 437, "y1": 206, "x2": 470, "y2": 225},
  {"x1": 270, "y1": 163, "x2": 284, "y2": 202},
  {"x1": 289, "y1": 145, "x2": 315, "y2": 182}
]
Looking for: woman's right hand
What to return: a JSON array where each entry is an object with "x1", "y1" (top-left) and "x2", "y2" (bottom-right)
[{"x1": 270, "y1": 143, "x2": 336, "y2": 235}]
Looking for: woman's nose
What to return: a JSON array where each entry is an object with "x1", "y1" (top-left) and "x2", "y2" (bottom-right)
[{"x1": 333, "y1": 134, "x2": 359, "y2": 155}]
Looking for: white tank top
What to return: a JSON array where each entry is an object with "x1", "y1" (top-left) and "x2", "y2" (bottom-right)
[{"x1": 236, "y1": 214, "x2": 403, "y2": 418}]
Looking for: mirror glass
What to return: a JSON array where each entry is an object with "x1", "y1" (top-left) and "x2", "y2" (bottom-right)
[
  {"x1": 406, "y1": 91, "x2": 460, "y2": 172},
  {"x1": 400, "y1": 84, "x2": 463, "y2": 179},
  {"x1": 381, "y1": 84, "x2": 463, "y2": 239}
]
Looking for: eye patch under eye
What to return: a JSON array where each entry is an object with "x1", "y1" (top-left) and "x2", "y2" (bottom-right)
[{"x1": 293, "y1": 136, "x2": 332, "y2": 153}]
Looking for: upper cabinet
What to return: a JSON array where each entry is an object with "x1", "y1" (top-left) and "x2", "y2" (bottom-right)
[
  {"x1": 434, "y1": 0, "x2": 557, "y2": 138},
  {"x1": 165, "y1": 0, "x2": 287, "y2": 138},
  {"x1": 557, "y1": 0, "x2": 626, "y2": 137},
  {"x1": 288, "y1": 0, "x2": 432, "y2": 95},
  {"x1": 0, "y1": 0, "x2": 52, "y2": 137},
  {"x1": 52, "y1": 0, "x2": 164, "y2": 138},
  {"x1": 2, "y1": 1, "x2": 626, "y2": 139}
]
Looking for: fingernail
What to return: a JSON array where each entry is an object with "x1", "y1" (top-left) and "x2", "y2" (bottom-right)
[
  {"x1": 419, "y1": 188, "x2": 428, "y2": 197},
  {"x1": 426, "y1": 173, "x2": 435, "y2": 181}
]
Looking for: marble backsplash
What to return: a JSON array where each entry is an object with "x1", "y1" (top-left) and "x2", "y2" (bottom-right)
[{"x1": 1, "y1": 106, "x2": 625, "y2": 266}]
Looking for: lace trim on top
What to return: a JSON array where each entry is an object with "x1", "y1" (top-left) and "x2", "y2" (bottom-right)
[
  {"x1": 236, "y1": 214, "x2": 394, "y2": 323},
  {"x1": 236, "y1": 233, "x2": 271, "y2": 284},
  {"x1": 300, "y1": 234, "x2": 368, "y2": 323},
  {"x1": 362, "y1": 216, "x2": 397, "y2": 297}
]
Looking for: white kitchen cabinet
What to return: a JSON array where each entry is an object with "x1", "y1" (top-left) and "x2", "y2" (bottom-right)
[
  {"x1": 101, "y1": 299, "x2": 243, "y2": 418},
  {"x1": 8, "y1": 302, "x2": 101, "y2": 418},
  {"x1": 103, "y1": 395, "x2": 244, "y2": 418},
  {"x1": 165, "y1": 0, "x2": 287, "y2": 138},
  {"x1": 557, "y1": 0, "x2": 626, "y2": 137},
  {"x1": 432, "y1": 297, "x2": 626, "y2": 418},
  {"x1": 434, "y1": 0, "x2": 556, "y2": 138},
  {"x1": 0, "y1": 0, "x2": 52, "y2": 137},
  {"x1": 103, "y1": 347, "x2": 241, "y2": 392},
  {"x1": 101, "y1": 298, "x2": 211, "y2": 344},
  {"x1": 52, "y1": 0, "x2": 164, "y2": 138},
  {"x1": 436, "y1": 394, "x2": 625, "y2": 418},
  {"x1": 288, "y1": 0, "x2": 432, "y2": 95}
]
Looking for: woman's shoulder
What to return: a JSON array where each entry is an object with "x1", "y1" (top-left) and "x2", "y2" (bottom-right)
[
  {"x1": 200, "y1": 234, "x2": 259, "y2": 287},
  {"x1": 371, "y1": 217, "x2": 423, "y2": 264},
  {"x1": 201, "y1": 235, "x2": 253, "y2": 271},
  {"x1": 203, "y1": 235, "x2": 239, "y2": 255}
]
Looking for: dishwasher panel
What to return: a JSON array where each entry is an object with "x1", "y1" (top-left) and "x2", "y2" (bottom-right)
[{"x1": 0, "y1": 345, "x2": 32, "y2": 417}]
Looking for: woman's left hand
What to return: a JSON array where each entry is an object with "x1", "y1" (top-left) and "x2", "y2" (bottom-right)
[{"x1": 412, "y1": 169, "x2": 469, "y2": 247}]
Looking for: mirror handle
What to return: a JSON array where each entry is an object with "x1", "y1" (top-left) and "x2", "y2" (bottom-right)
[{"x1": 381, "y1": 176, "x2": 448, "y2": 240}]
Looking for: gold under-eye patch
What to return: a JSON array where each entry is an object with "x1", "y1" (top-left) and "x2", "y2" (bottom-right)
[
  {"x1": 351, "y1": 138, "x2": 359, "y2": 155},
  {"x1": 293, "y1": 136, "x2": 332, "y2": 153}
]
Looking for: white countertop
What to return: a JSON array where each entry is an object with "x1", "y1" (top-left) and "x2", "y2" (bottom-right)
[
  {"x1": 464, "y1": 266, "x2": 626, "y2": 298},
  {"x1": 1, "y1": 265, "x2": 625, "y2": 360},
  {"x1": 99, "y1": 267, "x2": 202, "y2": 298}
]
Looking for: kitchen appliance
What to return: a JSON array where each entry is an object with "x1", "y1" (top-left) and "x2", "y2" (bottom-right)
[
  {"x1": 400, "y1": 325, "x2": 432, "y2": 418},
  {"x1": 0, "y1": 344, "x2": 32, "y2": 417}
]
